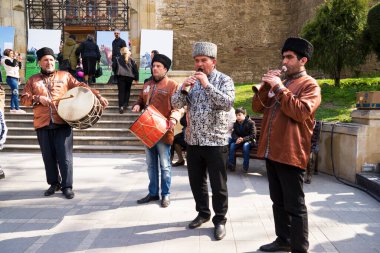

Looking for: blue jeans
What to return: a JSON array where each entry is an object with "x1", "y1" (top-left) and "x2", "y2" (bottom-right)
[
  {"x1": 6, "y1": 76, "x2": 19, "y2": 110},
  {"x1": 144, "y1": 141, "x2": 172, "y2": 197},
  {"x1": 228, "y1": 141, "x2": 251, "y2": 169}
]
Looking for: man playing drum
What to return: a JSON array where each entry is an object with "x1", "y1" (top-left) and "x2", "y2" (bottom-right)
[
  {"x1": 21, "y1": 47, "x2": 109, "y2": 199},
  {"x1": 132, "y1": 54, "x2": 181, "y2": 208}
]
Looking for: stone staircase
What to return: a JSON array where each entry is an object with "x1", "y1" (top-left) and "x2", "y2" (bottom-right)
[{"x1": 1, "y1": 83, "x2": 145, "y2": 153}]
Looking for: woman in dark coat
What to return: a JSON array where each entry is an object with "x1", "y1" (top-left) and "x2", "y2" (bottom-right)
[
  {"x1": 75, "y1": 34, "x2": 101, "y2": 84},
  {"x1": 112, "y1": 47, "x2": 139, "y2": 114}
]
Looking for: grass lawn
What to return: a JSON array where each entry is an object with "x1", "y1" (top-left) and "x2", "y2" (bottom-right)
[{"x1": 234, "y1": 77, "x2": 380, "y2": 122}]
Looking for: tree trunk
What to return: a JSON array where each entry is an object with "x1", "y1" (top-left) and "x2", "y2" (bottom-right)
[
  {"x1": 334, "y1": 76, "x2": 340, "y2": 87},
  {"x1": 334, "y1": 62, "x2": 342, "y2": 87}
]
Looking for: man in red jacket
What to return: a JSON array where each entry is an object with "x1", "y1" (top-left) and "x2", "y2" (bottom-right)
[
  {"x1": 252, "y1": 37, "x2": 321, "y2": 253},
  {"x1": 132, "y1": 54, "x2": 181, "y2": 208}
]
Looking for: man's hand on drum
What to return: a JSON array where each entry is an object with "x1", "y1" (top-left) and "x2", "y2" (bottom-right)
[
  {"x1": 39, "y1": 96, "x2": 51, "y2": 106},
  {"x1": 132, "y1": 105, "x2": 140, "y2": 112},
  {"x1": 99, "y1": 97, "x2": 109, "y2": 108}
]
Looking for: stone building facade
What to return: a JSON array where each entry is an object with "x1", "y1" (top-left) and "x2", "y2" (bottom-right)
[{"x1": 1, "y1": 0, "x2": 379, "y2": 82}]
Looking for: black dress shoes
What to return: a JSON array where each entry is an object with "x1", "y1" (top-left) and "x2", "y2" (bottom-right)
[
  {"x1": 62, "y1": 188, "x2": 75, "y2": 199},
  {"x1": 161, "y1": 195, "x2": 170, "y2": 208},
  {"x1": 214, "y1": 224, "x2": 226, "y2": 240},
  {"x1": 137, "y1": 194, "x2": 160, "y2": 204},
  {"x1": 119, "y1": 107, "x2": 124, "y2": 114},
  {"x1": 44, "y1": 184, "x2": 61, "y2": 196},
  {"x1": 188, "y1": 215, "x2": 210, "y2": 229},
  {"x1": 259, "y1": 239, "x2": 291, "y2": 252}
]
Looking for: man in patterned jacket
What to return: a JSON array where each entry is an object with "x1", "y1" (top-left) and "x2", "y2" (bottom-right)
[{"x1": 171, "y1": 41, "x2": 235, "y2": 240}]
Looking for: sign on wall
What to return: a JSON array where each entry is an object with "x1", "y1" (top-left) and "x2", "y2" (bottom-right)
[
  {"x1": 0, "y1": 27, "x2": 15, "y2": 53},
  {"x1": 0, "y1": 27, "x2": 16, "y2": 81},
  {"x1": 96, "y1": 31, "x2": 129, "y2": 83},
  {"x1": 139, "y1": 29, "x2": 173, "y2": 83},
  {"x1": 26, "y1": 29, "x2": 62, "y2": 80}
]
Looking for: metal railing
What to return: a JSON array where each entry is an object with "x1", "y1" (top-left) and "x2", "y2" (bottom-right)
[{"x1": 26, "y1": 0, "x2": 129, "y2": 30}]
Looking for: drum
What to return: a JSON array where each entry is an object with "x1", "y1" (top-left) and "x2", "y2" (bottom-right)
[
  {"x1": 129, "y1": 105, "x2": 169, "y2": 148},
  {"x1": 57, "y1": 86, "x2": 103, "y2": 129}
]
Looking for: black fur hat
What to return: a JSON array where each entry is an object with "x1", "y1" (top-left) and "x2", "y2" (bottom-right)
[
  {"x1": 281, "y1": 37, "x2": 313, "y2": 60},
  {"x1": 152, "y1": 54, "x2": 171, "y2": 70},
  {"x1": 36, "y1": 47, "x2": 55, "y2": 61}
]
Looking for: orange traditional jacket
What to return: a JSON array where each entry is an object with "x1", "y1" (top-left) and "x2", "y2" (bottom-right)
[
  {"x1": 134, "y1": 76, "x2": 181, "y2": 145},
  {"x1": 252, "y1": 74, "x2": 321, "y2": 169},
  {"x1": 21, "y1": 71, "x2": 101, "y2": 129}
]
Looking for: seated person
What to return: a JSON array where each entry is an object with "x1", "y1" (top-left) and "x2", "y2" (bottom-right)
[
  {"x1": 171, "y1": 112, "x2": 187, "y2": 167},
  {"x1": 228, "y1": 107, "x2": 256, "y2": 173}
]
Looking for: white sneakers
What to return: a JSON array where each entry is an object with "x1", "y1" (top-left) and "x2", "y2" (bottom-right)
[{"x1": 10, "y1": 109, "x2": 27, "y2": 114}]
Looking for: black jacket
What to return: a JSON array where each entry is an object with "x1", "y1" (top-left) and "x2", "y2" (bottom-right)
[
  {"x1": 76, "y1": 38, "x2": 101, "y2": 60},
  {"x1": 232, "y1": 116, "x2": 257, "y2": 145},
  {"x1": 112, "y1": 38, "x2": 127, "y2": 61}
]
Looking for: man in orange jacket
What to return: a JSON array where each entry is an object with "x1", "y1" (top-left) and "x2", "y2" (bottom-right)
[
  {"x1": 21, "y1": 47, "x2": 108, "y2": 199},
  {"x1": 252, "y1": 37, "x2": 321, "y2": 253}
]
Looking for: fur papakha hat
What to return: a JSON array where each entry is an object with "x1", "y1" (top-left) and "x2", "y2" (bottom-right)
[
  {"x1": 281, "y1": 37, "x2": 313, "y2": 60},
  {"x1": 152, "y1": 54, "x2": 172, "y2": 70},
  {"x1": 192, "y1": 42, "x2": 217, "y2": 58},
  {"x1": 36, "y1": 47, "x2": 55, "y2": 61}
]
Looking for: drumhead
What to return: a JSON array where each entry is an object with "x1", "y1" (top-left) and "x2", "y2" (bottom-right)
[{"x1": 57, "y1": 86, "x2": 95, "y2": 121}]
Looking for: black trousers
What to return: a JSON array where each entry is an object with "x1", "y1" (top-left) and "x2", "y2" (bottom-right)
[
  {"x1": 186, "y1": 145, "x2": 228, "y2": 225},
  {"x1": 266, "y1": 159, "x2": 309, "y2": 253},
  {"x1": 117, "y1": 76, "x2": 134, "y2": 108},
  {"x1": 36, "y1": 126, "x2": 73, "y2": 189}
]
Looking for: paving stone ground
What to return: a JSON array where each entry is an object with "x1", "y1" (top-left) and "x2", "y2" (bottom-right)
[{"x1": 0, "y1": 152, "x2": 379, "y2": 253}]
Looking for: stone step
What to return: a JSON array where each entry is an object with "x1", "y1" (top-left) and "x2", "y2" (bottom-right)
[
  {"x1": 4, "y1": 93, "x2": 140, "y2": 100},
  {"x1": 1, "y1": 144, "x2": 145, "y2": 153},
  {"x1": 2, "y1": 83, "x2": 143, "y2": 91},
  {"x1": 356, "y1": 172, "x2": 380, "y2": 201},
  {"x1": 3, "y1": 99, "x2": 138, "y2": 108},
  {"x1": 3, "y1": 112, "x2": 139, "y2": 121},
  {"x1": 5, "y1": 119, "x2": 136, "y2": 128},
  {"x1": 1, "y1": 82, "x2": 146, "y2": 154},
  {"x1": 7, "y1": 127, "x2": 136, "y2": 137},
  {"x1": 6, "y1": 135, "x2": 143, "y2": 146},
  {"x1": 3, "y1": 105, "x2": 138, "y2": 114}
]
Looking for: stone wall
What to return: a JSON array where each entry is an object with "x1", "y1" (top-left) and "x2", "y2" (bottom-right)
[
  {"x1": 156, "y1": 0, "x2": 295, "y2": 83},
  {"x1": 156, "y1": 0, "x2": 380, "y2": 83}
]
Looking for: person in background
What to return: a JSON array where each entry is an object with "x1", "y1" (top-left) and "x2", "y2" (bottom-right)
[
  {"x1": 62, "y1": 34, "x2": 79, "y2": 77},
  {"x1": 112, "y1": 29, "x2": 127, "y2": 67},
  {"x1": 20, "y1": 47, "x2": 108, "y2": 199},
  {"x1": 170, "y1": 110, "x2": 187, "y2": 167},
  {"x1": 227, "y1": 107, "x2": 256, "y2": 173},
  {"x1": 0, "y1": 84, "x2": 7, "y2": 179},
  {"x1": 112, "y1": 47, "x2": 139, "y2": 114},
  {"x1": 252, "y1": 37, "x2": 321, "y2": 253},
  {"x1": 1, "y1": 49, "x2": 26, "y2": 113},
  {"x1": 132, "y1": 53, "x2": 181, "y2": 208},
  {"x1": 75, "y1": 34, "x2": 101, "y2": 84},
  {"x1": 0, "y1": 49, "x2": 3, "y2": 83},
  {"x1": 171, "y1": 41, "x2": 235, "y2": 240}
]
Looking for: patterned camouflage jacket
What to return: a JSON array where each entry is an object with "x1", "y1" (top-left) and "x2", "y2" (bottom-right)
[{"x1": 171, "y1": 69, "x2": 235, "y2": 146}]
